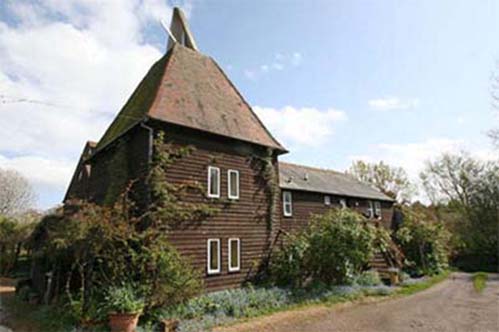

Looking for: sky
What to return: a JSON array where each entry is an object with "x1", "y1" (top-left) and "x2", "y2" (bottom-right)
[{"x1": 0, "y1": 0, "x2": 497, "y2": 210}]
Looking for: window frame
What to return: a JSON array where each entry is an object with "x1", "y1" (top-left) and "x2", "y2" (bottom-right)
[
  {"x1": 374, "y1": 201, "x2": 382, "y2": 219},
  {"x1": 207, "y1": 166, "x2": 220, "y2": 198},
  {"x1": 227, "y1": 169, "x2": 240, "y2": 200},
  {"x1": 324, "y1": 195, "x2": 331, "y2": 206},
  {"x1": 367, "y1": 200, "x2": 375, "y2": 219},
  {"x1": 283, "y1": 191, "x2": 293, "y2": 217},
  {"x1": 228, "y1": 238, "x2": 241, "y2": 272},
  {"x1": 207, "y1": 239, "x2": 221, "y2": 275},
  {"x1": 339, "y1": 198, "x2": 347, "y2": 209}
]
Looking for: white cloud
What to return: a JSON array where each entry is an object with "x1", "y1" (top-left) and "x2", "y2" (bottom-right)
[
  {"x1": 291, "y1": 52, "x2": 302, "y2": 66},
  {"x1": 368, "y1": 97, "x2": 419, "y2": 111},
  {"x1": 0, "y1": 154, "x2": 73, "y2": 191},
  {"x1": 0, "y1": 0, "x2": 191, "y2": 208},
  {"x1": 254, "y1": 106, "x2": 347, "y2": 147},
  {"x1": 243, "y1": 51, "x2": 303, "y2": 80}
]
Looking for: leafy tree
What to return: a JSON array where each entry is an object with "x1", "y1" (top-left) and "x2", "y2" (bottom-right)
[
  {"x1": 420, "y1": 152, "x2": 498, "y2": 271},
  {"x1": 347, "y1": 160, "x2": 415, "y2": 202},
  {"x1": 394, "y1": 207, "x2": 450, "y2": 276},
  {"x1": 0, "y1": 168, "x2": 36, "y2": 216},
  {"x1": 0, "y1": 211, "x2": 40, "y2": 275}
]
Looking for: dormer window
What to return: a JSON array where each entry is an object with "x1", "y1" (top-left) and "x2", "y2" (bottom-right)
[{"x1": 207, "y1": 166, "x2": 220, "y2": 198}]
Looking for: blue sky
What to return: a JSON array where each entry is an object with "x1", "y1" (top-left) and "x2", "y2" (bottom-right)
[{"x1": 0, "y1": 0, "x2": 497, "y2": 209}]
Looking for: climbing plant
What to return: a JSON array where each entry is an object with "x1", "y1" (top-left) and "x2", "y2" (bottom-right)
[
  {"x1": 29, "y1": 131, "x2": 218, "y2": 323},
  {"x1": 251, "y1": 149, "x2": 278, "y2": 231}
]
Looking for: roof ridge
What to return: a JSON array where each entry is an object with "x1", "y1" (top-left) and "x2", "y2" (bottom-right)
[{"x1": 279, "y1": 161, "x2": 344, "y2": 175}]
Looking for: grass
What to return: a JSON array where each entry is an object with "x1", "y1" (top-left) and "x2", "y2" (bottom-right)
[
  {"x1": 395, "y1": 270, "x2": 450, "y2": 297},
  {"x1": 472, "y1": 272, "x2": 488, "y2": 293}
]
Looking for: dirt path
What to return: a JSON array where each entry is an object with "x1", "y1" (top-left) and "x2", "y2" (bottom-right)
[
  {"x1": 0, "y1": 278, "x2": 15, "y2": 332},
  {"x1": 218, "y1": 273, "x2": 499, "y2": 332}
]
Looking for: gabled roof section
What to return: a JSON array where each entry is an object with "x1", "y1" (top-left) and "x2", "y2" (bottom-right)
[
  {"x1": 279, "y1": 162, "x2": 394, "y2": 202},
  {"x1": 96, "y1": 44, "x2": 286, "y2": 152},
  {"x1": 64, "y1": 141, "x2": 97, "y2": 201}
]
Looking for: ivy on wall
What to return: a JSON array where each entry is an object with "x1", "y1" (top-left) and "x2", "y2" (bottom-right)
[{"x1": 103, "y1": 139, "x2": 130, "y2": 206}]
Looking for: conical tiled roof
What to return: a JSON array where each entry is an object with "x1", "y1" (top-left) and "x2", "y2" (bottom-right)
[{"x1": 96, "y1": 45, "x2": 285, "y2": 152}]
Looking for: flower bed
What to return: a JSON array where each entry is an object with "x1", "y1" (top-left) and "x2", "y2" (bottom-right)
[{"x1": 153, "y1": 276, "x2": 423, "y2": 332}]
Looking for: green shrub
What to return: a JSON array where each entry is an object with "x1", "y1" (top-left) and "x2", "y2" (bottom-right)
[
  {"x1": 395, "y1": 208, "x2": 450, "y2": 276},
  {"x1": 104, "y1": 284, "x2": 145, "y2": 314},
  {"x1": 270, "y1": 209, "x2": 385, "y2": 286},
  {"x1": 353, "y1": 270, "x2": 382, "y2": 286},
  {"x1": 472, "y1": 272, "x2": 488, "y2": 293}
]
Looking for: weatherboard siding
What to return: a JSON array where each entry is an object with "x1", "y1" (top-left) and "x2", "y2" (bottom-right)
[
  {"x1": 157, "y1": 123, "x2": 279, "y2": 292},
  {"x1": 279, "y1": 190, "x2": 394, "y2": 235}
]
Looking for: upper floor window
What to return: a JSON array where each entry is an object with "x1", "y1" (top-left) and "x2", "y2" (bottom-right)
[
  {"x1": 207, "y1": 239, "x2": 220, "y2": 274},
  {"x1": 283, "y1": 191, "x2": 292, "y2": 217},
  {"x1": 228, "y1": 170, "x2": 240, "y2": 199},
  {"x1": 324, "y1": 195, "x2": 331, "y2": 205},
  {"x1": 339, "y1": 199, "x2": 347, "y2": 209},
  {"x1": 367, "y1": 200, "x2": 375, "y2": 219},
  {"x1": 374, "y1": 201, "x2": 382, "y2": 219},
  {"x1": 228, "y1": 238, "x2": 241, "y2": 272},
  {"x1": 207, "y1": 166, "x2": 220, "y2": 198}
]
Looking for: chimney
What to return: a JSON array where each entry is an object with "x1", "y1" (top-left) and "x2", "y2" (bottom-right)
[{"x1": 166, "y1": 7, "x2": 198, "y2": 51}]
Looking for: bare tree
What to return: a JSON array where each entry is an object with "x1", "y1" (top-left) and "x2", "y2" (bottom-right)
[
  {"x1": 419, "y1": 152, "x2": 481, "y2": 206},
  {"x1": 0, "y1": 168, "x2": 36, "y2": 216},
  {"x1": 347, "y1": 160, "x2": 415, "y2": 203},
  {"x1": 490, "y1": 61, "x2": 499, "y2": 149}
]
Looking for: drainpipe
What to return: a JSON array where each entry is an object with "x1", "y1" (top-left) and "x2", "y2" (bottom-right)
[{"x1": 140, "y1": 119, "x2": 154, "y2": 208}]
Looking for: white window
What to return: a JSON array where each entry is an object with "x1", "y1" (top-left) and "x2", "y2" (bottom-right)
[
  {"x1": 228, "y1": 170, "x2": 240, "y2": 199},
  {"x1": 367, "y1": 201, "x2": 375, "y2": 219},
  {"x1": 228, "y1": 238, "x2": 240, "y2": 272},
  {"x1": 324, "y1": 195, "x2": 331, "y2": 205},
  {"x1": 207, "y1": 166, "x2": 220, "y2": 198},
  {"x1": 374, "y1": 201, "x2": 382, "y2": 219},
  {"x1": 283, "y1": 191, "x2": 292, "y2": 217},
  {"x1": 207, "y1": 239, "x2": 220, "y2": 274},
  {"x1": 339, "y1": 199, "x2": 347, "y2": 209}
]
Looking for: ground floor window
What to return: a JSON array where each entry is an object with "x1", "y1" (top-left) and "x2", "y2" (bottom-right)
[
  {"x1": 207, "y1": 239, "x2": 220, "y2": 274},
  {"x1": 228, "y1": 238, "x2": 240, "y2": 272},
  {"x1": 374, "y1": 201, "x2": 382, "y2": 219}
]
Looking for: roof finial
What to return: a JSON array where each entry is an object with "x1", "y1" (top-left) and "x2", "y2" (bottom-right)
[{"x1": 164, "y1": 7, "x2": 199, "y2": 52}]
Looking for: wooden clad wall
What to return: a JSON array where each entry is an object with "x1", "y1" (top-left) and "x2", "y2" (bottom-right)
[
  {"x1": 157, "y1": 123, "x2": 279, "y2": 292},
  {"x1": 279, "y1": 190, "x2": 394, "y2": 235}
]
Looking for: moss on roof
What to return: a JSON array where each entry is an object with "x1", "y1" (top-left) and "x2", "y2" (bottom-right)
[{"x1": 96, "y1": 52, "x2": 171, "y2": 150}]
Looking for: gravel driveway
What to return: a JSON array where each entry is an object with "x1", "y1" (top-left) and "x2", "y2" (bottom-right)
[{"x1": 218, "y1": 273, "x2": 499, "y2": 332}]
